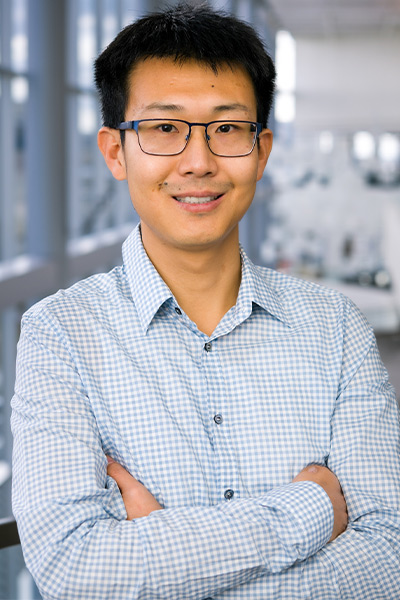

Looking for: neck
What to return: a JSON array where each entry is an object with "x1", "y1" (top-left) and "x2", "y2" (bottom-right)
[{"x1": 141, "y1": 226, "x2": 241, "y2": 336}]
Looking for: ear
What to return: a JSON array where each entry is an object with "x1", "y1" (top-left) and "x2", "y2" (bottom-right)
[
  {"x1": 256, "y1": 128, "x2": 273, "y2": 182},
  {"x1": 97, "y1": 127, "x2": 127, "y2": 180}
]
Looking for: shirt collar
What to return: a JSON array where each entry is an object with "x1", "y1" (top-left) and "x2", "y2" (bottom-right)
[
  {"x1": 237, "y1": 246, "x2": 289, "y2": 327},
  {"x1": 122, "y1": 224, "x2": 289, "y2": 334},
  {"x1": 122, "y1": 225, "x2": 173, "y2": 334}
]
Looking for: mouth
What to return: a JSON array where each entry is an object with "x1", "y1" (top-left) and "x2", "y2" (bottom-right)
[{"x1": 173, "y1": 194, "x2": 223, "y2": 205}]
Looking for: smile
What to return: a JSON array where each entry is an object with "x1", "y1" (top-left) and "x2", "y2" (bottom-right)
[{"x1": 174, "y1": 195, "x2": 222, "y2": 204}]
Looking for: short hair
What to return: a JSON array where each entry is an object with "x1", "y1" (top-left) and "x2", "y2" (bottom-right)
[{"x1": 94, "y1": 3, "x2": 276, "y2": 130}]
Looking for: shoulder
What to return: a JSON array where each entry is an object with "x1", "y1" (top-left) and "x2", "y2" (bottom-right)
[
  {"x1": 255, "y1": 266, "x2": 341, "y2": 297},
  {"x1": 22, "y1": 265, "x2": 130, "y2": 328},
  {"x1": 252, "y1": 265, "x2": 373, "y2": 338},
  {"x1": 257, "y1": 265, "x2": 348, "y2": 313}
]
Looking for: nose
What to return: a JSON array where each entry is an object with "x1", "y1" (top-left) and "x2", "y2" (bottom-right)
[{"x1": 177, "y1": 125, "x2": 218, "y2": 177}]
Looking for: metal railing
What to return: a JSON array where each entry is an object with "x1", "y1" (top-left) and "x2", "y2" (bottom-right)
[{"x1": 0, "y1": 517, "x2": 20, "y2": 549}]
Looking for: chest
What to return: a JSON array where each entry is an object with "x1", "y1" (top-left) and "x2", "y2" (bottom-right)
[{"x1": 77, "y1": 318, "x2": 341, "y2": 506}]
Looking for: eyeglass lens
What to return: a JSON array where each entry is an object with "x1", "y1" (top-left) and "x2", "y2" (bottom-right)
[{"x1": 137, "y1": 120, "x2": 258, "y2": 156}]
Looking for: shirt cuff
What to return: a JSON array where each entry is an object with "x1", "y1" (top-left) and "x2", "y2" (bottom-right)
[{"x1": 257, "y1": 481, "x2": 334, "y2": 565}]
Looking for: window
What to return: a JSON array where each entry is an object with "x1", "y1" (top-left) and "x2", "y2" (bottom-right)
[{"x1": 0, "y1": 0, "x2": 29, "y2": 260}]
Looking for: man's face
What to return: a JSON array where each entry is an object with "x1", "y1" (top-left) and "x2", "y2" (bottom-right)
[{"x1": 102, "y1": 57, "x2": 272, "y2": 255}]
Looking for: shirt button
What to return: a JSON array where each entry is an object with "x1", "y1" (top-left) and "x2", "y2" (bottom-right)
[
  {"x1": 175, "y1": 307, "x2": 182, "y2": 315},
  {"x1": 204, "y1": 342, "x2": 212, "y2": 352},
  {"x1": 213, "y1": 414, "x2": 223, "y2": 425},
  {"x1": 224, "y1": 489, "x2": 234, "y2": 500}
]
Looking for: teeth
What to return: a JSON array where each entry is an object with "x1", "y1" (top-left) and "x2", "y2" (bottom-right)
[{"x1": 175, "y1": 196, "x2": 219, "y2": 204}]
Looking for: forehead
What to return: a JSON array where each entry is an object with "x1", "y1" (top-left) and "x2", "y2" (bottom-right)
[{"x1": 125, "y1": 57, "x2": 257, "y2": 117}]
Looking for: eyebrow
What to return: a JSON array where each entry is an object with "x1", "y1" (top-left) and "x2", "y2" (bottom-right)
[
  {"x1": 144, "y1": 103, "x2": 184, "y2": 112},
  {"x1": 143, "y1": 102, "x2": 251, "y2": 114},
  {"x1": 213, "y1": 103, "x2": 251, "y2": 114}
]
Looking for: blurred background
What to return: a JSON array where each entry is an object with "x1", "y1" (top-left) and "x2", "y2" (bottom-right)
[{"x1": 0, "y1": 0, "x2": 399, "y2": 597}]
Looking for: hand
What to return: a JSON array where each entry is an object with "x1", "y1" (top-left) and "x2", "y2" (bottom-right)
[
  {"x1": 107, "y1": 457, "x2": 163, "y2": 519},
  {"x1": 292, "y1": 464, "x2": 348, "y2": 542}
]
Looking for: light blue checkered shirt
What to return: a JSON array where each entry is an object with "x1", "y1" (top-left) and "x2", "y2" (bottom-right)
[{"x1": 12, "y1": 225, "x2": 400, "y2": 599}]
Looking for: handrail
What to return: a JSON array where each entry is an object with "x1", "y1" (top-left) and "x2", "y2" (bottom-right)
[{"x1": 0, "y1": 517, "x2": 20, "y2": 549}]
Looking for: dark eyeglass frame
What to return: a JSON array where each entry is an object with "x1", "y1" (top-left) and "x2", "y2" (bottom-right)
[{"x1": 117, "y1": 118, "x2": 263, "y2": 157}]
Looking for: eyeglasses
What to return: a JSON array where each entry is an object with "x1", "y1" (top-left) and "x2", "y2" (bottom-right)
[{"x1": 117, "y1": 119, "x2": 263, "y2": 157}]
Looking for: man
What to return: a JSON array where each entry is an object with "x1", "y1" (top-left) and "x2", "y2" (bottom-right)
[{"x1": 11, "y1": 4, "x2": 400, "y2": 599}]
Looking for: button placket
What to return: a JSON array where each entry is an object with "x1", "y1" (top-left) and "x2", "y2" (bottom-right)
[{"x1": 202, "y1": 338, "x2": 239, "y2": 504}]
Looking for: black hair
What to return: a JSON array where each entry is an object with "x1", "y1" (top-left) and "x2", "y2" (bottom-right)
[{"x1": 94, "y1": 2, "x2": 276, "y2": 130}]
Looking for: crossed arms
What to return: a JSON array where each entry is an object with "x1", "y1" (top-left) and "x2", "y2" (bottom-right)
[
  {"x1": 107, "y1": 457, "x2": 348, "y2": 542},
  {"x1": 11, "y1": 299, "x2": 400, "y2": 599}
]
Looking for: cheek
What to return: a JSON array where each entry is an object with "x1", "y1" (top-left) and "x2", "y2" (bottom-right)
[
  {"x1": 126, "y1": 154, "x2": 173, "y2": 192},
  {"x1": 232, "y1": 162, "x2": 259, "y2": 193},
  {"x1": 125, "y1": 166, "x2": 158, "y2": 197}
]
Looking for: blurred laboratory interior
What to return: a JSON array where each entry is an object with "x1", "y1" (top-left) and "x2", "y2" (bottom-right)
[{"x1": 1, "y1": 0, "x2": 400, "y2": 597}]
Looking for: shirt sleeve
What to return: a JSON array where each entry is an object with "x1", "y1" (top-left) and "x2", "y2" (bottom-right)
[
  {"x1": 296, "y1": 298, "x2": 400, "y2": 600},
  {"x1": 11, "y1": 308, "x2": 333, "y2": 600}
]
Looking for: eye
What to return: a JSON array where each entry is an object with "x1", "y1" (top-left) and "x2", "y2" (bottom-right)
[
  {"x1": 216, "y1": 123, "x2": 235, "y2": 134},
  {"x1": 158, "y1": 123, "x2": 178, "y2": 133}
]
